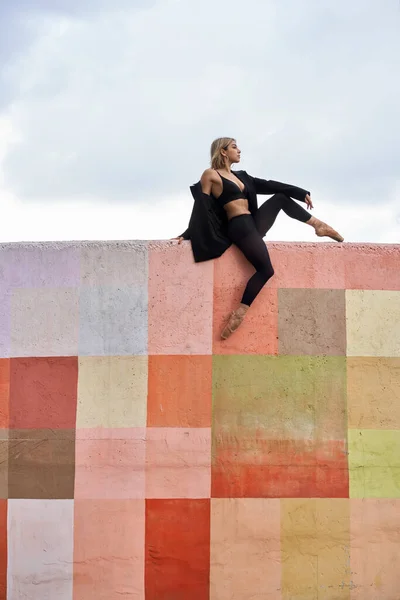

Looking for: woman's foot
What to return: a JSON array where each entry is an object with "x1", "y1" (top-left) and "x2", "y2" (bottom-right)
[
  {"x1": 307, "y1": 216, "x2": 344, "y2": 242},
  {"x1": 221, "y1": 304, "x2": 249, "y2": 340}
]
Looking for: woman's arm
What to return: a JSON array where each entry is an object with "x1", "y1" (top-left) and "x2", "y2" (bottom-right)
[{"x1": 247, "y1": 173, "x2": 310, "y2": 203}]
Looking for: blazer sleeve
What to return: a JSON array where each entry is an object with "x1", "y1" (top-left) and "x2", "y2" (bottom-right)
[
  {"x1": 247, "y1": 173, "x2": 310, "y2": 202},
  {"x1": 179, "y1": 227, "x2": 191, "y2": 240}
]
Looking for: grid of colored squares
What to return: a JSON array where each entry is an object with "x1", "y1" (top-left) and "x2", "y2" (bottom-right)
[{"x1": 0, "y1": 240, "x2": 399, "y2": 599}]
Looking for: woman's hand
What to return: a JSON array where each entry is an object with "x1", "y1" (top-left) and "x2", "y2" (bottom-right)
[
  {"x1": 305, "y1": 194, "x2": 314, "y2": 210},
  {"x1": 171, "y1": 236, "x2": 184, "y2": 244}
]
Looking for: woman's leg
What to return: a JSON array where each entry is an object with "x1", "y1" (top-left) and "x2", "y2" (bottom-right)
[
  {"x1": 236, "y1": 231, "x2": 275, "y2": 306},
  {"x1": 254, "y1": 193, "x2": 344, "y2": 242},
  {"x1": 221, "y1": 217, "x2": 275, "y2": 339},
  {"x1": 254, "y1": 193, "x2": 310, "y2": 236}
]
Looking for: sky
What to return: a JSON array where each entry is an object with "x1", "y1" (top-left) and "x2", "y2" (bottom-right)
[{"x1": 0, "y1": 0, "x2": 399, "y2": 244}]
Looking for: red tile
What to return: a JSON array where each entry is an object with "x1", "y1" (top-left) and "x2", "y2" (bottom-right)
[
  {"x1": 0, "y1": 360, "x2": 9, "y2": 429},
  {"x1": 10, "y1": 357, "x2": 78, "y2": 429},
  {"x1": 147, "y1": 356, "x2": 212, "y2": 427},
  {"x1": 345, "y1": 244, "x2": 400, "y2": 290},
  {"x1": 213, "y1": 247, "x2": 278, "y2": 355},
  {"x1": 0, "y1": 500, "x2": 7, "y2": 599},
  {"x1": 212, "y1": 438, "x2": 348, "y2": 498},
  {"x1": 145, "y1": 499, "x2": 210, "y2": 600}
]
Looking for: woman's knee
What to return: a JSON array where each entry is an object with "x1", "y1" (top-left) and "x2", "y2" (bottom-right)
[
  {"x1": 273, "y1": 193, "x2": 290, "y2": 206},
  {"x1": 260, "y1": 263, "x2": 274, "y2": 281}
]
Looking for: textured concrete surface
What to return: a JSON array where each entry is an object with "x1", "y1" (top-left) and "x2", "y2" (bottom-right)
[{"x1": 0, "y1": 239, "x2": 400, "y2": 599}]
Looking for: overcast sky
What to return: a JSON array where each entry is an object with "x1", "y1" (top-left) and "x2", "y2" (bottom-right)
[{"x1": 0, "y1": 0, "x2": 399, "y2": 243}]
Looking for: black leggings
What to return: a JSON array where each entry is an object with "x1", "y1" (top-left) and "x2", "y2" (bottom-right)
[{"x1": 227, "y1": 193, "x2": 310, "y2": 306}]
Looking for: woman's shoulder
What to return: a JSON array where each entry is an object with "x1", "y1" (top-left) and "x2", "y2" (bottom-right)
[{"x1": 201, "y1": 167, "x2": 220, "y2": 181}]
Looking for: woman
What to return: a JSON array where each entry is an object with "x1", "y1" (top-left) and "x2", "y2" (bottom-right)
[{"x1": 174, "y1": 137, "x2": 343, "y2": 340}]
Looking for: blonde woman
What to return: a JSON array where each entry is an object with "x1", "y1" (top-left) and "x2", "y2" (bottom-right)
[{"x1": 175, "y1": 137, "x2": 343, "y2": 340}]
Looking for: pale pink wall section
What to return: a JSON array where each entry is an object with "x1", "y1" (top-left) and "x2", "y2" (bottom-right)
[
  {"x1": 8, "y1": 500, "x2": 74, "y2": 600},
  {"x1": 210, "y1": 499, "x2": 281, "y2": 600},
  {"x1": 75, "y1": 428, "x2": 146, "y2": 499},
  {"x1": 344, "y1": 245, "x2": 400, "y2": 290},
  {"x1": 146, "y1": 427, "x2": 211, "y2": 498},
  {"x1": 268, "y1": 243, "x2": 346, "y2": 289},
  {"x1": 351, "y1": 499, "x2": 400, "y2": 599},
  {"x1": 74, "y1": 499, "x2": 145, "y2": 600},
  {"x1": 148, "y1": 243, "x2": 213, "y2": 354}
]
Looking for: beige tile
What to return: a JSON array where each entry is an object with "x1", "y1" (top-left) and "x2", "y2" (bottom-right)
[
  {"x1": 348, "y1": 357, "x2": 400, "y2": 428},
  {"x1": 346, "y1": 290, "x2": 400, "y2": 356},
  {"x1": 77, "y1": 356, "x2": 147, "y2": 428}
]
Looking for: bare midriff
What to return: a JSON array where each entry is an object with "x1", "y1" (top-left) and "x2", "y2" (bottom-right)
[{"x1": 224, "y1": 198, "x2": 251, "y2": 221}]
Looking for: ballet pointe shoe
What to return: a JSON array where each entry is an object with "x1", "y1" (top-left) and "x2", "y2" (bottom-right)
[
  {"x1": 307, "y1": 217, "x2": 344, "y2": 242},
  {"x1": 221, "y1": 304, "x2": 249, "y2": 340}
]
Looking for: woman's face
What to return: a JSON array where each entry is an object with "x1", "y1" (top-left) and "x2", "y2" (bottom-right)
[{"x1": 223, "y1": 140, "x2": 241, "y2": 164}]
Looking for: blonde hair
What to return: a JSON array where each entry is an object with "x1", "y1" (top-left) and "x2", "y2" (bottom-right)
[{"x1": 210, "y1": 137, "x2": 235, "y2": 170}]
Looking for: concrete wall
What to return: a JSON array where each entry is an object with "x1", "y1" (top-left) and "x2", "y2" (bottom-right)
[{"x1": 0, "y1": 239, "x2": 400, "y2": 599}]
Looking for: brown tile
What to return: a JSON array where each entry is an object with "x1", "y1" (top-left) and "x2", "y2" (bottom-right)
[
  {"x1": 278, "y1": 289, "x2": 346, "y2": 355},
  {"x1": 8, "y1": 429, "x2": 75, "y2": 499}
]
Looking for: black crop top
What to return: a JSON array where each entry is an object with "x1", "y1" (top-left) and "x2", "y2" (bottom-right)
[{"x1": 214, "y1": 170, "x2": 248, "y2": 206}]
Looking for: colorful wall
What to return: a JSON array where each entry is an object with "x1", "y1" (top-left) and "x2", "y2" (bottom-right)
[{"x1": 0, "y1": 239, "x2": 399, "y2": 599}]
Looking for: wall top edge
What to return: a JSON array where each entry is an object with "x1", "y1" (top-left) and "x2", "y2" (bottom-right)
[{"x1": 0, "y1": 239, "x2": 398, "y2": 252}]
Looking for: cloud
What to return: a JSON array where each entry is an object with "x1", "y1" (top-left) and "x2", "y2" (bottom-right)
[{"x1": 0, "y1": 0, "x2": 399, "y2": 242}]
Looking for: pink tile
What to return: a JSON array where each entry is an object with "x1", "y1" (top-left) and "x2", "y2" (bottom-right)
[
  {"x1": 210, "y1": 499, "x2": 281, "y2": 600},
  {"x1": 75, "y1": 428, "x2": 146, "y2": 499},
  {"x1": 74, "y1": 499, "x2": 145, "y2": 600},
  {"x1": 345, "y1": 244, "x2": 400, "y2": 290},
  {"x1": 213, "y1": 246, "x2": 278, "y2": 355},
  {"x1": 350, "y1": 499, "x2": 400, "y2": 599},
  {"x1": 268, "y1": 242, "x2": 346, "y2": 289},
  {"x1": 146, "y1": 428, "x2": 211, "y2": 498},
  {"x1": 148, "y1": 243, "x2": 213, "y2": 354}
]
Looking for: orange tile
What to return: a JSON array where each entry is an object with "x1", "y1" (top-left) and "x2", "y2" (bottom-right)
[
  {"x1": 350, "y1": 499, "x2": 400, "y2": 599},
  {"x1": 213, "y1": 246, "x2": 278, "y2": 355},
  {"x1": 147, "y1": 355, "x2": 212, "y2": 427},
  {"x1": 345, "y1": 244, "x2": 400, "y2": 290},
  {"x1": 148, "y1": 243, "x2": 213, "y2": 355},
  {"x1": 0, "y1": 360, "x2": 9, "y2": 429}
]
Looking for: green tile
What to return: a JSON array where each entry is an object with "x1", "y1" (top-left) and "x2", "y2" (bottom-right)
[
  {"x1": 212, "y1": 355, "x2": 347, "y2": 441},
  {"x1": 348, "y1": 429, "x2": 400, "y2": 498}
]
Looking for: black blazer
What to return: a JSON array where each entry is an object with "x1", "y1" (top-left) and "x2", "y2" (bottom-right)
[{"x1": 179, "y1": 170, "x2": 309, "y2": 263}]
